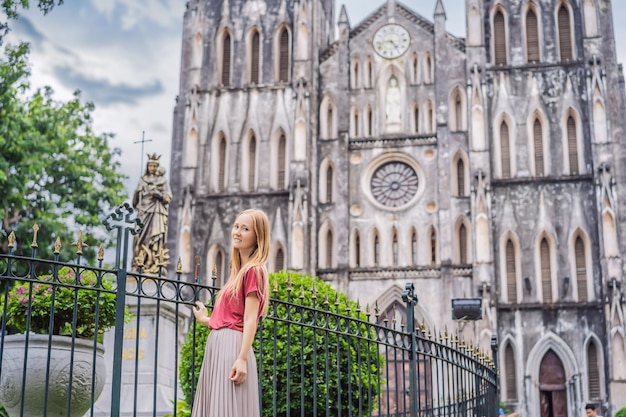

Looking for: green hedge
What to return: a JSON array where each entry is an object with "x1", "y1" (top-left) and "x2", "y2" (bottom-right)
[
  {"x1": 178, "y1": 271, "x2": 384, "y2": 417},
  {"x1": 616, "y1": 406, "x2": 626, "y2": 417}
]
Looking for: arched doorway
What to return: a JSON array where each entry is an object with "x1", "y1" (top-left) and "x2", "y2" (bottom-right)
[{"x1": 539, "y1": 349, "x2": 568, "y2": 417}]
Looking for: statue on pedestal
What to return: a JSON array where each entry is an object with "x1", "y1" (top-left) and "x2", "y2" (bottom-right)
[{"x1": 132, "y1": 154, "x2": 172, "y2": 273}]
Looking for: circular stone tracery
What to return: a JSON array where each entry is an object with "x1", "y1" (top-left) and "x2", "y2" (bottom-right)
[{"x1": 370, "y1": 162, "x2": 419, "y2": 207}]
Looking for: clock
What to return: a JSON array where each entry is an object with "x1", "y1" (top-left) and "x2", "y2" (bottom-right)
[{"x1": 373, "y1": 24, "x2": 411, "y2": 59}]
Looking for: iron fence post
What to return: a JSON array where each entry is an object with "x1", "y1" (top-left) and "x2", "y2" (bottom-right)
[
  {"x1": 402, "y1": 282, "x2": 418, "y2": 417},
  {"x1": 491, "y1": 334, "x2": 499, "y2": 417},
  {"x1": 103, "y1": 203, "x2": 142, "y2": 417}
]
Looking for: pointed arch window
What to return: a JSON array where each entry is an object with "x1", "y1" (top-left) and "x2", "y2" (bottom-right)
[
  {"x1": 221, "y1": 32, "x2": 232, "y2": 85},
  {"x1": 366, "y1": 106, "x2": 373, "y2": 137},
  {"x1": 326, "y1": 230, "x2": 333, "y2": 268},
  {"x1": 424, "y1": 53, "x2": 432, "y2": 84},
  {"x1": 353, "y1": 60, "x2": 359, "y2": 89},
  {"x1": 505, "y1": 344, "x2": 518, "y2": 400},
  {"x1": 494, "y1": 10, "x2": 507, "y2": 65},
  {"x1": 526, "y1": 9, "x2": 540, "y2": 63},
  {"x1": 587, "y1": 342, "x2": 601, "y2": 400},
  {"x1": 459, "y1": 224, "x2": 468, "y2": 264},
  {"x1": 374, "y1": 233, "x2": 380, "y2": 266},
  {"x1": 414, "y1": 105, "x2": 420, "y2": 133},
  {"x1": 277, "y1": 134, "x2": 286, "y2": 189},
  {"x1": 355, "y1": 232, "x2": 361, "y2": 267},
  {"x1": 218, "y1": 135, "x2": 227, "y2": 192},
  {"x1": 454, "y1": 91, "x2": 463, "y2": 131},
  {"x1": 567, "y1": 116, "x2": 579, "y2": 175},
  {"x1": 429, "y1": 227, "x2": 437, "y2": 265},
  {"x1": 326, "y1": 165, "x2": 333, "y2": 203},
  {"x1": 278, "y1": 27, "x2": 290, "y2": 82},
  {"x1": 352, "y1": 109, "x2": 360, "y2": 137},
  {"x1": 275, "y1": 247, "x2": 285, "y2": 271},
  {"x1": 558, "y1": 5, "x2": 573, "y2": 62},
  {"x1": 411, "y1": 230, "x2": 418, "y2": 265},
  {"x1": 506, "y1": 240, "x2": 517, "y2": 303},
  {"x1": 215, "y1": 250, "x2": 224, "y2": 286},
  {"x1": 457, "y1": 159, "x2": 465, "y2": 196},
  {"x1": 500, "y1": 121, "x2": 511, "y2": 178},
  {"x1": 248, "y1": 135, "x2": 257, "y2": 191},
  {"x1": 392, "y1": 231, "x2": 398, "y2": 266},
  {"x1": 327, "y1": 104, "x2": 334, "y2": 138},
  {"x1": 540, "y1": 238, "x2": 552, "y2": 302},
  {"x1": 575, "y1": 236, "x2": 588, "y2": 301},
  {"x1": 365, "y1": 56, "x2": 373, "y2": 88},
  {"x1": 412, "y1": 53, "x2": 419, "y2": 84},
  {"x1": 250, "y1": 30, "x2": 261, "y2": 84},
  {"x1": 533, "y1": 119, "x2": 545, "y2": 176}
]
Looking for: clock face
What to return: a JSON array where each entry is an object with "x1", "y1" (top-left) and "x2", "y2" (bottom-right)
[{"x1": 373, "y1": 24, "x2": 411, "y2": 59}]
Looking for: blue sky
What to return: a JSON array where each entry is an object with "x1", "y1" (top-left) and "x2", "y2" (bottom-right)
[{"x1": 4, "y1": 0, "x2": 626, "y2": 194}]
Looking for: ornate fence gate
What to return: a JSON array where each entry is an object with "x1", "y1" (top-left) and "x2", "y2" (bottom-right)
[{"x1": 0, "y1": 204, "x2": 498, "y2": 417}]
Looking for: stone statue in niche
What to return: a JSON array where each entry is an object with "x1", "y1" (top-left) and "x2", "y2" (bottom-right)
[{"x1": 385, "y1": 76, "x2": 402, "y2": 133}]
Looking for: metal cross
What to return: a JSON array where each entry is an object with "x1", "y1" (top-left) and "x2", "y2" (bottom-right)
[{"x1": 133, "y1": 131, "x2": 153, "y2": 175}]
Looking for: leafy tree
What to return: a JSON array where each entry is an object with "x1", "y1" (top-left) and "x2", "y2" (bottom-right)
[
  {"x1": 179, "y1": 271, "x2": 384, "y2": 417},
  {"x1": 1, "y1": 0, "x2": 64, "y2": 43},
  {"x1": 0, "y1": 44, "x2": 126, "y2": 262},
  {"x1": 616, "y1": 406, "x2": 626, "y2": 417}
]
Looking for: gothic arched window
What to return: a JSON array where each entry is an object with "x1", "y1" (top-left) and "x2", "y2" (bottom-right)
[
  {"x1": 506, "y1": 239, "x2": 517, "y2": 303},
  {"x1": 374, "y1": 232, "x2": 380, "y2": 266},
  {"x1": 429, "y1": 227, "x2": 437, "y2": 265},
  {"x1": 392, "y1": 230, "x2": 398, "y2": 266},
  {"x1": 277, "y1": 134, "x2": 286, "y2": 189},
  {"x1": 458, "y1": 223, "x2": 468, "y2": 264},
  {"x1": 456, "y1": 158, "x2": 466, "y2": 196},
  {"x1": 575, "y1": 236, "x2": 588, "y2": 301},
  {"x1": 533, "y1": 119, "x2": 545, "y2": 176},
  {"x1": 500, "y1": 121, "x2": 511, "y2": 178},
  {"x1": 275, "y1": 247, "x2": 284, "y2": 272},
  {"x1": 558, "y1": 4, "x2": 573, "y2": 62},
  {"x1": 326, "y1": 229, "x2": 333, "y2": 269},
  {"x1": 411, "y1": 230, "x2": 418, "y2": 265},
  {"x1": 505, "y1": 344, "x2": 518, "y2": 400},
  {"x1": 218, "y1": 135, "x2": 227, "y2": 192},
  {"x1": 248, "y1": 134, "x2": 257, "y2": 191},
  {"x1": 354, "y1": 231, "x2": 361, "y2": 267},
  {"x1": 221, "y1": 32, "x2": 232, "y2": 85},
  {"x1": 326, "y1": 165, "x2": 333, "y2": 203},
  {"x1": 250, "y1": 29, "x2": 261, "y2": 84},
  {"x1": 587, "y1": 342, "x2": 601, "y2": 400},
  {"x1": 493, "y1": 9, "x2": 507, "y2": 65},
  {"x1": 526, "y1": 8, "x2": 540, "y2": 63},
  {"x1": 540, "y1": 238, "x2": 552, "y2": 302},
  {"x1": 567, "y1": 116, "x2": 579, "y2": 175},
  {"x1": 278, "y1": 27, "x2": 290, "y2": 82}
]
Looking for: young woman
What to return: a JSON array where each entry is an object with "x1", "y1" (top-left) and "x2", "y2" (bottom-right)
[{"x1": 191, "y1": 208, "x2": 270, "y2": 417}]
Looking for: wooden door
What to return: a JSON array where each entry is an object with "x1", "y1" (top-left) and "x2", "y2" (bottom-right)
[{"x1": 539, "y1": 350, "x2": 568, "y2": 417}]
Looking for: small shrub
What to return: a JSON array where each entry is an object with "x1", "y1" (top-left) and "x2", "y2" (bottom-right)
[{"x1": 616, "y1": 406, "x2": 626, "y2": 417}]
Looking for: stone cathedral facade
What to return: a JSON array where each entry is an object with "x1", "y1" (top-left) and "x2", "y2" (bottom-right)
[{"x1": 167, "y1": 0, "x2": 626, "y2": 415}]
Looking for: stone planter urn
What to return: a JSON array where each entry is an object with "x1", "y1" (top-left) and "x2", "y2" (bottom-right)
[{"x1": 0, "y1": 334, "x2": 106, "y2": 417}]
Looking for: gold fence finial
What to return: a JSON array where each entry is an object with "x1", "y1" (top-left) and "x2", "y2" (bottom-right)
[
  {"x1": 8, "y1": 231, "x2": 16, "y2": 249},
  {"x1": 311, "y1": 279, "x2": 317, "y2": 299},
  {"x1": 98, "y1": 244, "x2": 105, "y2": 261},
  {"x1": 211, "y1": 265, "x2": 217, "y2": 281},
  {"x1": 31, "y1": 223, "x2": 40, "y2": 248},
  {"x1": 54, "y1": 237, "x2": 62, "y2": 254},
  {"x1": 72, "y1": 231, "x2": 88, "y2": 255},
  {"x1": 176, "y1": 257, "x2": 183, "y2": 274}
]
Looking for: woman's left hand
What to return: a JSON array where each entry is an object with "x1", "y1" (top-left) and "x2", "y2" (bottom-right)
[{"x1": 229, "y1": 358, "x2": 248, "y2": 384}]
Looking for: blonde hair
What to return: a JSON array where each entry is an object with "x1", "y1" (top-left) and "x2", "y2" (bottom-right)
[{"x1": 216, "y1": 208, "x2": 271, "y2": 316}]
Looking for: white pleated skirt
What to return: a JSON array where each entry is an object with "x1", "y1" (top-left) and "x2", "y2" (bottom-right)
[{"x1": 191, "y1": 328, "x2": 260, "y2": 417}]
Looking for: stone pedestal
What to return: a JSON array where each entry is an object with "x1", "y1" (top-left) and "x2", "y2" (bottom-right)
[{"x1": 93, "y1": 281, "x2": 191, "y2": 417}]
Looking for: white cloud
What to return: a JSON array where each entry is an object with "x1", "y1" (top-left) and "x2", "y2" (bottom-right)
[{"x1": 89, "y1": 0, "x2": 181, "y2": 30}]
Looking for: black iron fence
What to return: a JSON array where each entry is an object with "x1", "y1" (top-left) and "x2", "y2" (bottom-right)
[{"x1": 0, "y1": 204, "x2": 498, "y2": 417}]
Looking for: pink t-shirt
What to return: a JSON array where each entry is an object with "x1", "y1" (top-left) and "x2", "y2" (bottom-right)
[{"x1": 209, "y1": 268, "x2": 266, "y2": 332}]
